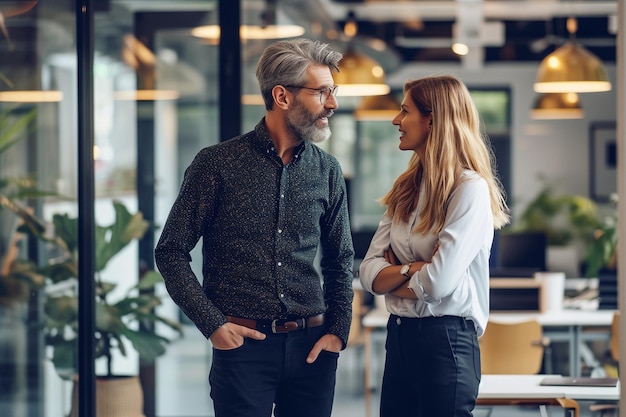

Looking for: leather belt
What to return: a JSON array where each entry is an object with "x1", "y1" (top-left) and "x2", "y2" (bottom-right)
[{"x1": 226, "y1": 314, "x2": 324, "y2": 334}]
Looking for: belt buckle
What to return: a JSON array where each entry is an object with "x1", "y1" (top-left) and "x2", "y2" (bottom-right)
[
  {"x1": 271, "y1": 319, "x2": 284, "y2": 333},
  {"x1": 271, "y1": 319, "x2": 300, "y2": 333}
]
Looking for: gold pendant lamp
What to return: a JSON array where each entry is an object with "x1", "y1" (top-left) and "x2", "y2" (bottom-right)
[
  {"x1": 354, "y1": 93, "x2": 400, "y2": 121},
  {"x1": 333, "y1": 11, "x2": 390, "y2": 97},
  {"x1": 530, "y1": 92, "x2": 584, "y2": 120},
  {"x1": 534, "y1": 17, "x2": 611, "y2": 93}
]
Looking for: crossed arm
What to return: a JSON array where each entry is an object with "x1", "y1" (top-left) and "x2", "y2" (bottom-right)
[{"x1": 372, "y1": 247, "x2": 428, "y2": 299}]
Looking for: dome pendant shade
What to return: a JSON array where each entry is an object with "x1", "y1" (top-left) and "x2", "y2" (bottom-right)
[
  {"x1": 191, "y1": 24, "x2": 305, "y2": 41},
  {"x1": 530, "y1": 93, "x2": 584, "y2": 120},
  {"x1": 0, "y1": 90, "x2": 63, "y2": 103},
  {"x1": 534, "y1": 42, "x2": 611, "y2": 93},
  {"x1": 334, "y1": 50, "x2": 390, "y2": 97},
  {"x1": 354, "y1": 93, "x2": 400, "y2": 121}
]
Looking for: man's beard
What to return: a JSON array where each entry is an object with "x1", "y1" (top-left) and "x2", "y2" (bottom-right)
[{"x1": 286, "y1": 99, "x2": 332, "y2": 143}]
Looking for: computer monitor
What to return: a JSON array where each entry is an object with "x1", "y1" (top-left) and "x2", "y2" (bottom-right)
[{"x1": 490, "y1": 231, "x2": 547, "y2": 277}]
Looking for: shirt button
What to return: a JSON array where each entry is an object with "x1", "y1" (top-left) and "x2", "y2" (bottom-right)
[
  {"x1": 277, "y1": 262, "x2": 282, "y2": 266},
  {"x1": 396, "y1": 317, "x2": 401, "y2": 325},
  {"x1": 278, "y1": 229, "x2": 282, "y2": 234},
  {"x1": 280, "y1": 293, "x2": 285, "y2": 298},
  {"x1": 281, "y1": 194, "x2": 285, "y2": 198}
]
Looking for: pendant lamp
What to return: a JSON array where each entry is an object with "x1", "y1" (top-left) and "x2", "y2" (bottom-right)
[
  {"x1": 334, "y1": 49, "x2": 390, "y2": 97},
  {"x1": 530, "y1": 92, "x2": 584, "y2": 120},
  {"x1": 191, "y1": 0, "x2": 304, "y2": 42},
  {"x1": 115, "y1": 35, "x2": 180, "y2": 101},
  {"x1": 0, "y1": 90, "x2": 62, "y2": 102},
  {"x1": 191, "y1": 24, "x2": 304, "y2": 41},
  {"x1": 354, "y1": 93, "x2": 400, "y2": 121},
  {"x1": 333, "y1": 11, "x2": 390, "y2": 97},
  {"x1": 534, "y1": 18, "x2": 611, "y2": 93}
]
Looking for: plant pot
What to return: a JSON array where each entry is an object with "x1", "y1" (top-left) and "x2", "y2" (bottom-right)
[{"x1": 69, "y1": 375, "x2": 146, "y2": 417}]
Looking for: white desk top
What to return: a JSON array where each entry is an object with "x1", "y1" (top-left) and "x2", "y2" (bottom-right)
[
  {"x1": 479, "y1": 375, "x2": 620, "y2": 401},
  {"x1": 489, "y1": 309, "x2": 614, "y2": 327},
  {"x1": 362, "y1": 308, "x2": 615, "y2": 329}
]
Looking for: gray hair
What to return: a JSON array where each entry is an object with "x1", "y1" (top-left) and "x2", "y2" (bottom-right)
[{"x1": 256, "y1": 38, "x2": 343, "y2": 110}]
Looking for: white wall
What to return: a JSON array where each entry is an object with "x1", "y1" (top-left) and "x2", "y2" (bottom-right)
[{"x1": 387, "y1": 62, "x2": 617, "y2": 219}]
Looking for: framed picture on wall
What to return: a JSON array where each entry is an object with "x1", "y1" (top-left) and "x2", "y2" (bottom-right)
[{"x1": 589, "y1": 121, "x2": 617, "y2": 202}]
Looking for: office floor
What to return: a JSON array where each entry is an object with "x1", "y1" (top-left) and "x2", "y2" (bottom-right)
[{"x1": 155, "y1": 326, "x2": 606, "y2": 417}]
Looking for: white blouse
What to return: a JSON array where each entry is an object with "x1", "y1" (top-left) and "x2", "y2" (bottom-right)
[{"x1": 359, "y1": 170, "x2": 494, "y2": 336}]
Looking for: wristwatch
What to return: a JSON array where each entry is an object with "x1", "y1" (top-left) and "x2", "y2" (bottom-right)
[{"x1": 400, "y1": 263, "x2": 412, "y2": 278}]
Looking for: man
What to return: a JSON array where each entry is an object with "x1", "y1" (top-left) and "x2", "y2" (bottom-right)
[{"x1": 154, "y1": 38, "x2": 354, "y2": 417}]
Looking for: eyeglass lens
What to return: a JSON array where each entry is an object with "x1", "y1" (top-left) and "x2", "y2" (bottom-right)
[{"x1": 320, "y1": 86, "x2": 338, "y2": 103}]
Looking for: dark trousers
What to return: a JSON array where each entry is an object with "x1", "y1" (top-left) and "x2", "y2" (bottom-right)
[
  {"x1": 209, "y1": 325, "x2": 338, "y2": 417},
  {"x1": 380, "y1": 315, "x2": 481, "y2": 417}
]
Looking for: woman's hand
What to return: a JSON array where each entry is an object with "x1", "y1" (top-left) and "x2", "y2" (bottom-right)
[
  {"x1": 372, "y1": 247, "x2": 411, "y2": 294},
  {"x1": 384, "y1": 247, "x2": 400, "y2": 265}
]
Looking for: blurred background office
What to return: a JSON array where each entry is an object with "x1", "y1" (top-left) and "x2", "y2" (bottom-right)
[{"x1": 0, "y1": 1, "x2": 621, "y2": 416}]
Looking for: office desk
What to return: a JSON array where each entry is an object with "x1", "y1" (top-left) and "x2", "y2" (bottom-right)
[
  {"x1": 479, "y1": 374, "x2": 619, "y2": 401},
  {"x1": 362, "y1": 308, "x2": 614, "y2": 417},
  {"x1": 489, "y1": 309, "x2": 614, "y2": 377},
  {"x1": 477, "y1": 374, "x2": 620, "y2": 417}
]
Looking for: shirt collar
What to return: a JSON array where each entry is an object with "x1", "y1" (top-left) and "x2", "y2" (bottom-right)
[{"x1": 253, "y1": 118, "x2": 307, "y2": 160}]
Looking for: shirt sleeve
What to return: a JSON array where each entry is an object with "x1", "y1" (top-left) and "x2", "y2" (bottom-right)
[
  {"x1": 319, "y1": 162, "x2": 355, "y2": 348},
  {"x1": 154, "y1": 149, "x2": 226, "y2": 339},
  {"x1": 358, "y1": 214, "x2": 393, "y2": 295},
  {"x1": 408, "y1": 176, "x2": 493, "y2": 301}
]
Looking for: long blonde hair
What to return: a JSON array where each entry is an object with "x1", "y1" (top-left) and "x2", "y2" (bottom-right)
[{"x1": 381, "y1": 75, "x2": 509, "y2": 233}]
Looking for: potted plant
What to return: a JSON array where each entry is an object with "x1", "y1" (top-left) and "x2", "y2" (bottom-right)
[
  {"x1": 0, "y1": 104, "x2": 55, "y2": 417},
  {"x1": 517, "y1": 183, "x2": 600, "y2": 246},
  {"x1": 1, "y1": 102, "x2": 183, "y2": 415},
  {"x1": 585, "y1": 194, "x2": 618, "y2": 278},
  {"x1": 514, "y1": 182, "x2": 600, "y2": 276},
  {"x1": 1, "y1": 105, "x2": 48, "y2": 301},
  {"x1": 17, "y1": 200, "x2": 183, "y2": 417},
  {"x1": 584, "y1": 194, "x2": 618, "y2": 310}
]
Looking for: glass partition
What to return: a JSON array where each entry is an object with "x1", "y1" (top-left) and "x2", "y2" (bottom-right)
[
  {"x1": 1, "y1": 1, "x2": 222, "y2": 416},
  {"x1": 1, "y1": 1, "x2": 77, "y2": 416}
]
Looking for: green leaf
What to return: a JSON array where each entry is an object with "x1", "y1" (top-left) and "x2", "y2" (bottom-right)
[
  {"x1": 52, "y1": 213, "x2": 79, "y2": 253},
  {"x1": 50, "y1": 340, "x2": 77, "y2": 380},
  {"x1": 0, "y1": 107, "x2": 37, "y2": 154},
  {"x1": 95, "y1": 201, "x2": 148, "y2": 271},
  {"x1": 121, "y1": 328, "x2": 169, "y2": 361},
  {"x1": 95, "y1": 303, "x2": 125, "y2": 333},
  {"x1": 136, "y1": 270, "x2": 164, "y2": 290},
  {"x1": 44, "y1": 295, "x2": 78, "y2": 324}
]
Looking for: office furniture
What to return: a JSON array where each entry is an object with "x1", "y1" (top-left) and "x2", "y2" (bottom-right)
[
  {"x1": 489, "y1": 309, "x2": 614, "y2": 377},
  {"x1": 609, "y1": 311, "x2": 620, "y2": 363},
  {"x1": 589, "y1": 311, "x2": 620, "y2": 416},
  {"x1": 362, "y1": 308, "x2": 614, "y2": 416},
  {"x1": 489, "y1": 277, "x2": 543, "y2": 311},
  {"x1": 477, "y1": 374, "x2": 620, "y2": 417},
  {"x1": 489, "y1": 231, "x2": 547, "y2": 277},
  {"x1": 597, "y1": 270, "x2": 618, "y2": 310},
  {"x1": 479, "y1": 320, "x2": 550, "y2": 374}
]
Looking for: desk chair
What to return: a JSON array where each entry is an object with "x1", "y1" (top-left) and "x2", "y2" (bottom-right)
[
  {"x1": 479, "y1": 319, "x2": 552, "y2": 374},
  {"x1": 478, "y1": 320, "x2": 553, "y2": 416}
]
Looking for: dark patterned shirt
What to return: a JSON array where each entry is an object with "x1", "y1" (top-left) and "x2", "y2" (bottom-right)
[{"x1": 155, "y1": 119, "x2": 354, "y2": 345}]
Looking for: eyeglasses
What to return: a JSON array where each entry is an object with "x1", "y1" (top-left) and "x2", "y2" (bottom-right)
[{"x1": 283, "y1": 85, "x2": 339, "y2": 104}]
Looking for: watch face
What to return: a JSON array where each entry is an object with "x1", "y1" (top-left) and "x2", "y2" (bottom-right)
[{"x1": 401, "y1": 265, "x2": 409, "y2": 275}]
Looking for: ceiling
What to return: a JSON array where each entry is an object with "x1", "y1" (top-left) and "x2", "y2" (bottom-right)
[
  {"x1": 0, "y1": 0, "x2": 618, "y2": 87},
  {"x1": 300, "y1": 0, "x2": 618, "y2": 70}
]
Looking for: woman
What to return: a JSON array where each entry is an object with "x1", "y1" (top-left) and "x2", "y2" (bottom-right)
[{"x1": 359, "y1": 75, "x2": 509, "y2": 417}]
